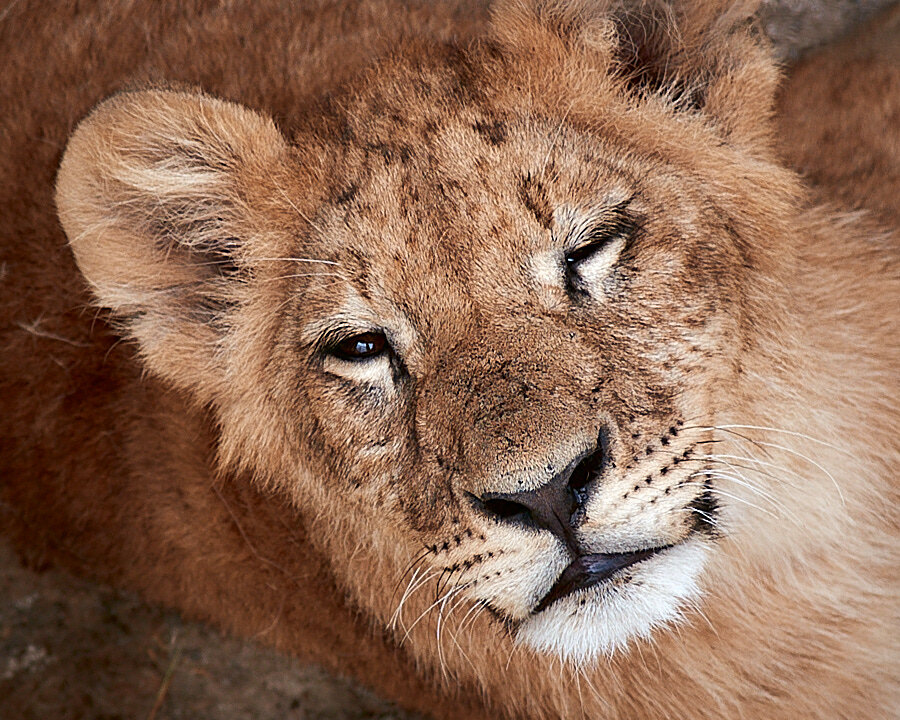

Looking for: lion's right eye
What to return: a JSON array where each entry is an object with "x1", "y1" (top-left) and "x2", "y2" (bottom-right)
[{"x1": 330, "y1": 331, "x2": 388, "y2": 361}]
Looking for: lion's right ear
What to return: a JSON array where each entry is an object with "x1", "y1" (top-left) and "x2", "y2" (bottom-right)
[{"x1": 56, "y1": 89, "x2": 291, "y2": 401}]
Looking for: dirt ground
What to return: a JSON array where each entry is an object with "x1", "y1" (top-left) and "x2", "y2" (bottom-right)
[{"x1": 0, "y1": 542, "x2": 420, "y2": 720}]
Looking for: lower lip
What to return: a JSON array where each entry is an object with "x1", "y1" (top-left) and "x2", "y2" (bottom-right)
[{"x1": 533, "y1": 546, "x2": 669, "y2": 613}]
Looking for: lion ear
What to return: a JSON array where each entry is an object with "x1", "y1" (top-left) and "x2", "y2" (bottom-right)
[
  {"x1": 491, "y1": 0, "x2": 777, "y2": 147},
  {"x1": 610, "y1": 0, "x2": 777, "y2": 145},
  {"x1": 56, "y1": 89, "x2": 290, "y2": 400}
]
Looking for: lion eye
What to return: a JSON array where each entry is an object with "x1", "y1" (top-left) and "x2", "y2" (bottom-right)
[
  {"x1": 563, "y1": 231, "x2": 625, "y2": 292},
  {"x1": 331, "y1": 332, "x2": 388, "y2": 361},
  {"x1": 565, "y1": 234, "x2": 616, "y2": 267},
  {"x1": 564, "y1": 202, "x2": 637, "y2": 274}
]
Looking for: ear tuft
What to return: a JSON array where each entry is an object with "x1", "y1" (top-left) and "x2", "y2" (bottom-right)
[{"x1": 56, "y1": 89, "x2": 289, "y2": 397}]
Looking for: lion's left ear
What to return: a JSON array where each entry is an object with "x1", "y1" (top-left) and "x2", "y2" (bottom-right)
[
  {"x1": 56, "y1": 89, "x2": 295, "y2": 402},
  {"x1": 491, "y1": 0, "x2": 777, "y2": 148}
]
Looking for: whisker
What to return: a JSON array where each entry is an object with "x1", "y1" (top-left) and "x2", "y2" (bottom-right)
[
  {"x1": 390, "y1": 565, "x2": 424, "y2": 631},
  {"x1": 690, "y1": 470, "x2": 801, "y2": 525},
  {"x1": 572, "y1": 667, "x2": 586, "y2": 720},
  {"x1": 681, "y1": 424, "x2": 766, "y2": 453},
  {"x1": 274, "y1": 180, "x2": 326, "y2": 233},
  {"x1": 714, "y1": 424, "x2": 851, "y2": 456},
  {"x1": 685, "y1": 596, "x2": 719, "y2": 639},
  {"x1": 688, "y1": 425, "x2": 845, "y2": 505},
  {"x1": 696, "y1": 453, "x2": 804, "y2": 489},
  {"x1": 391, "y1": 546, "x2": 432, "y2": 601},
  {"x1": 752, "y1": 440, "x2": 845, "y2": 506},
  {"x1": 692, "y1": 461, "x2": 783, "y2": 506},
  {"x1": 436, "y1": 583, "x2": 473, "y2": 679},
  {"x1": 442, "y1": 591, "x2": 481, "y2": 674},
  {"x1": 504, "y1": 637, "x2": 518, "y2": 672},
  {"x1": 578, "y1": 665, "x2": 609, "y2": 711},
  {"x1": 435, "y1": 587, "x2": 459, "y2": 679},
  {"x1": 435, "y1": 565, "x2": 458, "y2": 602},
  {"x1": 678, "y1": 481, "x2": 779, "y2": 519},
  {"x1": 391, "y1": 568, "x2": 439, "y2": 634},
  {"x1": 402, "y1": 581, "x2": 457, "y2": 643},
  {"x1": 249, "y1": 256, "x2": 340, "y2": 266},
  {"x1": 446, "y1": 584, "x2": 474, "y2": 618},
  {"x1": 265, "y1": 272, "x2": 344, "y2": 281},
  {"x1": 453, "y1": 597, "x2": 488, "y2": 640},
  {"x1": 690, "y1": 507, "x2": 721, "y2": 528}
]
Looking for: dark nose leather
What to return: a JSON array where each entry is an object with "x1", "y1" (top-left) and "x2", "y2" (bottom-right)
[{"x1": 474, "y1": 439, "x2": 605, "y2": 550}]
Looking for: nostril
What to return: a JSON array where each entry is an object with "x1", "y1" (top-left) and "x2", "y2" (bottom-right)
[
  {"x1": 568, "y1": 446, "x2": 603, "y2": 504},
  {"x1": 568, "y1": 463, "x2": 591, "y2": 494},
  {"x1": 481, "y1": 497, "x2": 532, "y2": 524},
  {"x1": 484, "y1": 499, "x2": 531, "y2": 520}
]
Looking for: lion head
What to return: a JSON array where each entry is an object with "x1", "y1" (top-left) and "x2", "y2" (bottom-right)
[{"x1": 56, "y1": 0, "x2": 831, "y2": 673}]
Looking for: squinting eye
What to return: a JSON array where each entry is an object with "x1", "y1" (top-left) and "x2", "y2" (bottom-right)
[
  {"x1": 564, "y1": 203, "x2": 637, "y2": 271},
  {"x1": 331, "y1": 332, "x2": 388, "y2": 361},
  {"x1": 565, "y1": 228, "x2": 625, "y2": 267},
  {"x1": 565, "y1": 237, "x2": 611, "y2": 266}
]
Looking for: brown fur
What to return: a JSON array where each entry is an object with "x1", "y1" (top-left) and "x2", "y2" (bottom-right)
[
  {"x1": 777, "y1": 2, "x2": 900, "y2": 225},
  {"x1": 1, "y1": 1, "x2": 897, "y2": 718}
]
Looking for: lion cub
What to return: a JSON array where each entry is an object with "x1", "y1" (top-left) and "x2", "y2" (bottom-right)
[{"x1": 1, "y1": 1, "x2": 897, "y2": 718}]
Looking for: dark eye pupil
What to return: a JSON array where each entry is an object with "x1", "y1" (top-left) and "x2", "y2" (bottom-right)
[{"x1": 334, "y1": 332, "x2": 387, "y2": 360}]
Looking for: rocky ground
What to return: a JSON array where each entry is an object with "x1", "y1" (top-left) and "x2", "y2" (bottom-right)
[{"x1": 0, "y1": 542, "x2": 419, "y2": 720}]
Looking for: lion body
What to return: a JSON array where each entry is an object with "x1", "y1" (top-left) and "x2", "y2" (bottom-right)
[{"x1": 0, "y1": 2, "x2": 897, "y2": 719}]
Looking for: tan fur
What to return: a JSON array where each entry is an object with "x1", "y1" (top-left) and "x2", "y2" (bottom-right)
[{"x1": 1, "y1": 1, "x2": 897, "y2": 718}]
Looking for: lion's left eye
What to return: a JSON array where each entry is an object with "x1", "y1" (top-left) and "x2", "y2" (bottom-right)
[
  {"x1": 563, "y1": 207, "x2": 636, "y2": 288},
  {"x1": 564, "y1": 228, "x2": 630, "y2": 293},
  {"x1": 564, "y1": 232, "x2": 619, "y2": 267},
  {"x1": 331, "y1": 332, "x2": 388, "y2": 361}
]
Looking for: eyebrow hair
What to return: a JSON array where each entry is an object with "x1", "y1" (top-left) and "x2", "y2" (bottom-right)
[
  {"x1": 518, "y1": 172, "x2": 554, "y2": 229},
  {"x1": 556, "y1": 195, "x2": 636, "y2": 252}
]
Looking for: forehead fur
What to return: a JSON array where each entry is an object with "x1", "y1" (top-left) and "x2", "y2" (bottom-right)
[
  {"x1": 306, "y1": 0, "x2": 778, "y2": 147},
  {"x1": 284, "y1": 0, "x2": 791, "y2": 314}
]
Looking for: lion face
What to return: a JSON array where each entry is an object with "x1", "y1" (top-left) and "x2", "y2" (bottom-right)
[
  {"x1": 263, "y1": 109, "x2": 764, "y2": 662},
  {"x1": 56, "y1": 2, "x2": 790, "y2": 667}
]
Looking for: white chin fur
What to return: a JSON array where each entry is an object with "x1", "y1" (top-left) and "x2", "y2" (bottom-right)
[{"x1": 515, "y1": 539, "x2": 708, "y2": 666}]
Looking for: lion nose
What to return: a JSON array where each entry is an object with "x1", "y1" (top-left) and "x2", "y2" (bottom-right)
[{"x1": 472, "y1": 442, "x2": 605, "y2": 550}]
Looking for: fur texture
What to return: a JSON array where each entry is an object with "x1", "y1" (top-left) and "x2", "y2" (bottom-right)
[{"x1": 1, "y1": 1, "x2": 897, "y2": 718}]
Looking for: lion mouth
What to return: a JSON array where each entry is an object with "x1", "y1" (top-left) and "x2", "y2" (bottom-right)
[{"x1": 533, "y1": 546, "x2": 671, "y2": 613}]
